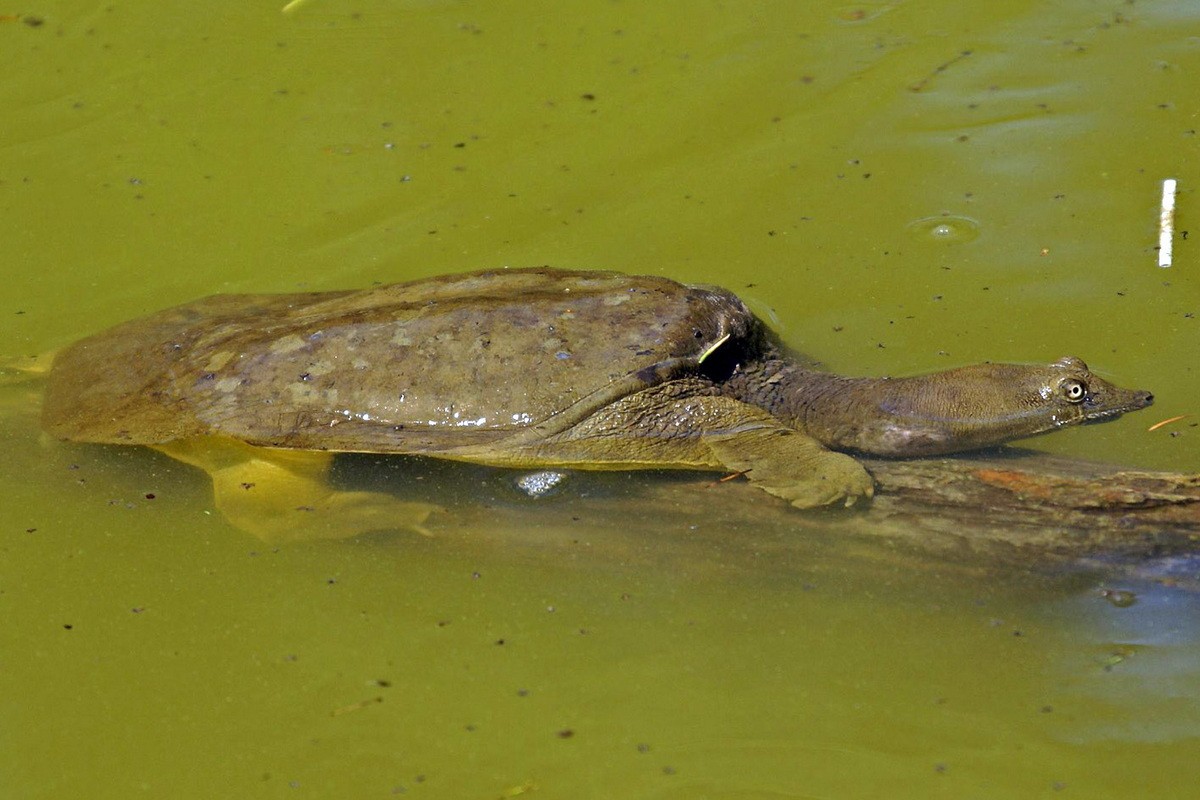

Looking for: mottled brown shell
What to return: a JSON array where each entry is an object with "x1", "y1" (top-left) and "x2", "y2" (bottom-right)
[{"x1": 42, "y1": 268, "x2": 759, "y2": 454}]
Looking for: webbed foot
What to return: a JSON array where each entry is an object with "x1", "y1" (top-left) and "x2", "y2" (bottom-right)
[
  {"x1": 155, "y1": 437, "x2": 441, "y2": 542},
  {"x1": 0, "y1": 352, "x2": 54, "y2": 385},
  {"x1": 706, "y1": 427, "x2": 874, "y2": 509}
]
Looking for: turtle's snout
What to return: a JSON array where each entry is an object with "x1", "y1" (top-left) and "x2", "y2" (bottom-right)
[
  {"x1": 1083, "y1": 385, "x2": 1154, "y2": 421},
  {"x1": 1121, "y1": 389, "x2": 1154, "y2": 410}
]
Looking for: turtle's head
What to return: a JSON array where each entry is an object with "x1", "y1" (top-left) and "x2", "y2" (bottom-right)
[{"x1": 827, "y1": 356, "x2": 1153, "y2": 457}]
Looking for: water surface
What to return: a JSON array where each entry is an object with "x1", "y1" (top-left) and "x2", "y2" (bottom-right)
[{"x1": 2, "y1": 2, "x2": 1198, "y2": 797}]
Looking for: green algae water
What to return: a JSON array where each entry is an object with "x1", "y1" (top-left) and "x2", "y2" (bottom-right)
[{"x1": 2, "y1": 2, "x2": 1198, "y2": 798}]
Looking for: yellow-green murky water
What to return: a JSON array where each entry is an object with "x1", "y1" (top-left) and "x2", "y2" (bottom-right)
[{"x1": 2, "y1": 2, "x2": 1198, "y2": 797}]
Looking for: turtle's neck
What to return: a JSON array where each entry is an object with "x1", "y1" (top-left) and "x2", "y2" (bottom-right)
[
  {"x1": 720, "y1": 355, "x2": 883, "y2": 448},
  {"x1": 720, "y1": 351, "x2": 1153, "y2": 457}
]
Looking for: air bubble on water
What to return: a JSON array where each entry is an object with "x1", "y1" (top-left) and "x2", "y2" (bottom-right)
[
  {"x1": 515, "y1": 470, "x2": 568, "y2": 498},
  {"x1": 907, "y1": 215, "x2": 980, "y2": 244}
]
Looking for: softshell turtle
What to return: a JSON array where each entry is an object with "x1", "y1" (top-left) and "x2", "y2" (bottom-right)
[{"x1": 42, "y1": 267, "x2": 1152, "y2": 540}]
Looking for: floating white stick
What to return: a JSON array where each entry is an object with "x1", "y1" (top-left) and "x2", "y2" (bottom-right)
[{"x1": 1158, "y1": 178, "x2": 1177, "y2": 268}]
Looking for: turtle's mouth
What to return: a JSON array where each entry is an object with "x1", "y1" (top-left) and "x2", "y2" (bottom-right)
[{"x1": 1081, "y1": 389, "x2": 1154, "y2": 423}]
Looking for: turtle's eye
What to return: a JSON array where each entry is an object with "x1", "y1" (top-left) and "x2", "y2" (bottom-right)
[{"x1": 1061, "y1": 379, "x2": 1086, "y2": 403}]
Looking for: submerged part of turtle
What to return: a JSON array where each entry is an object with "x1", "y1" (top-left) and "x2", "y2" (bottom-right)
[{"x1": 42, "y1": 267, "x2": 1153, "y2": 540}]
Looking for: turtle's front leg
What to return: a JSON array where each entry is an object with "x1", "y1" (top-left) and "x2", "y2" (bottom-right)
[
  {"x1": 529, "y1": 382, "x2": 875, "y2": 509},
  {"x1": 703, "y1": 426, "x2": 874, "y2": 509}
]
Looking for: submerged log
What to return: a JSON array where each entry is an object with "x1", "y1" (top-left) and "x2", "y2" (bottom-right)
[
  {"x1": 856, "y1": 452, "x2": 1200, "y2": 557},
  {"x1": 426, "y1": 449, "x2": 1200, "y2": 573}
]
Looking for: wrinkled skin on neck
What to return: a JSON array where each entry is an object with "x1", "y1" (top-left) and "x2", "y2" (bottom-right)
[{"x1": 726, "y1": 355, "x2": 1153, "y2": 457}]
